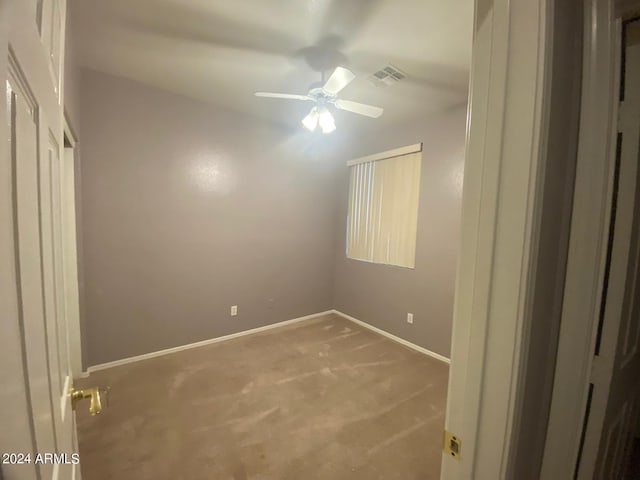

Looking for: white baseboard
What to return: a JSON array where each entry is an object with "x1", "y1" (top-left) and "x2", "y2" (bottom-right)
[
  {"x1": 86, "y1": 310, "x2": 334, "y2": 374},
  {"x1": 331, "y1": 309, "x2": 451, "y2": 364},
  {"x1": 86, "y1": 308, "x2": 449, "y2": 374}
]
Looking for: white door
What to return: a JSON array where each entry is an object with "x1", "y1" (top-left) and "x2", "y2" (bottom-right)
[
  {"x1": 576, "y1": 17, "x2": 640, "y2": 479},
  {"x1": 2, "y1": 0, "x2": 81, "y2": 479}
]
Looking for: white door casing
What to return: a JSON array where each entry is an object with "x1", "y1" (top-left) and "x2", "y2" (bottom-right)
[
  {"x1": 540, "y1": 2, "x2": 640, "y2": 479},
  {"x1": 62, "y1": 123, "x2": 83, "y2": 379},
  {"x1": 441, "y1": 0, "x2": 553, "y2": 478},
  {"x1": 540, "y1": 0, "x2": 620, "y2": 476}
]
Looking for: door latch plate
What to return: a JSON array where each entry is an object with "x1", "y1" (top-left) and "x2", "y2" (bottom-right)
[{"x1": 443, "y1": 430, "x2": 461, "y2": 459}]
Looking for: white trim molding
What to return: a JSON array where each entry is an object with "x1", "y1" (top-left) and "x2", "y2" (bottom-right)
[
  {"x1": 442, "y1": 0, "x2": 554, "y2": 478},
  {"x1": 85, "y1": 309, "x2": 449, "y2": 375},
  {"x1": 541, "y1": 1, "x2": 622, "y2": 477},
  {"x1": 87, "y1": 311, "x2": 334, "y2": 373},
  {"x1": 346, "y1": 143, "x2": 422, "y2": 166},
  {"x1": 332, "y1": 310, "x2": 450, "y2": 364}
]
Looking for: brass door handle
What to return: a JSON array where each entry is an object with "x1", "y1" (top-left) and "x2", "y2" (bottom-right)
[{"x1": 70, "y1": 386, "x2": 110, "y2": 415}]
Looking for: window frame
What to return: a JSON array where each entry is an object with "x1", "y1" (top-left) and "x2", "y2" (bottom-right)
[{"x1": 345, "y1": 143, "x2": 423, "y2": 269}]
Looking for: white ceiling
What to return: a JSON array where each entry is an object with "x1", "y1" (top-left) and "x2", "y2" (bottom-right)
[{"x1": 70, "y1": 0, "x2": 473, "y2": 131}]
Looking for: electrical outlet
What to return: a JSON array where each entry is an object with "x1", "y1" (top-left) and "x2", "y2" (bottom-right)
[
  {"x1": 230, "y1": 305, "x2": 238, "y2": 316},
  {"x1": 407, "y1": 313, "x2": 414, "y2": 324}
]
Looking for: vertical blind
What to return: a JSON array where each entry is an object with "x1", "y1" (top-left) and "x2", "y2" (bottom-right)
[{"x1": 346, "y1": 150, "x2": 422, "y2": 268}]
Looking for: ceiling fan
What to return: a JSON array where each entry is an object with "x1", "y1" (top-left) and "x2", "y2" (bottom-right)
[{"x1": 254, "y1": 66, "x2": 383, "y2": 134}]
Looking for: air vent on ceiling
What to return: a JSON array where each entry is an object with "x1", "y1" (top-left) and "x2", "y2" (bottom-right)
[{"x1": 370, "y1": 64, "x2": 407, "y2": 87}]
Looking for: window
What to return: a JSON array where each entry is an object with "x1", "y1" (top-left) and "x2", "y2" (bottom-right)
[{"x1": 346, "y1": 144, "x2": 422, "y2": 268}]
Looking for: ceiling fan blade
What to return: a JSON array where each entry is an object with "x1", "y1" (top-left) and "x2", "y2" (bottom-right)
[
  {"x1": 254, "y1": 92, "x2": 313, "y2": 101},
  {"x1": 322, "y1": 67, "x2": 355, "y2": 95},
  {"x1": 334, "y1": 99, "x2": 383, "y2": 118}
]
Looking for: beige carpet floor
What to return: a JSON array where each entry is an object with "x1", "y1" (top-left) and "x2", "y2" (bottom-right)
[{"x1": 76, "y1": 313, "x2": 449, "y2": 479}]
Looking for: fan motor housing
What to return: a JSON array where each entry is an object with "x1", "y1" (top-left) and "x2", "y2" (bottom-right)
[{"x1": 308, "y1": 87, "x2": 334, "y2": 103}]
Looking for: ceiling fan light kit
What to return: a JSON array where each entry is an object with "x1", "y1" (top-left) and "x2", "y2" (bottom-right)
[
  {"x1": 301, "y1": 105, "x2": 336, "y2": 133},
  {"x1": 302, "y1": 106, "x2": 319, "y2": 131},
  {"x1": 255, "y1": 66, "x2": 383, "y2": 134},
  {"x1": 317, "y1": 107, "x2": 336, "y2": 134}
]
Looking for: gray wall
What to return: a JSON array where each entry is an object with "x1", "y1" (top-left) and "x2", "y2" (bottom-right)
[
  {"x1": 77, "y1": 68, "x2": 466, "y2": 366},
  {"x1": 63, "y1": 4, "x2": 81, "y2": 136},
  {"x1": 332, "y1": 107, "x2": 467, "y2": 358},
  {"x1": 78, "y1": 69, "x2": 339, "y2": 366}
]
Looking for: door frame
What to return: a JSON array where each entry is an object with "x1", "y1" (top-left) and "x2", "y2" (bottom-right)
[
  {"x1": 442, "y1": 0, "x2": 560, "y2": 477},
  {"x1": 62, "y1": 116, "x2": 83, "y2": 377},
  {"x1": 541, "y1": 1, "x2": 640, "y2": 477},
  {"x1": 540, "y1": 0, "x2": 623, "y2": 477}
]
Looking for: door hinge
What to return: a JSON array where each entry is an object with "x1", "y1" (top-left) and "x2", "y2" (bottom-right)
[{"x1": 443, "y1": 430, "x2": 461, "y2": 459}]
